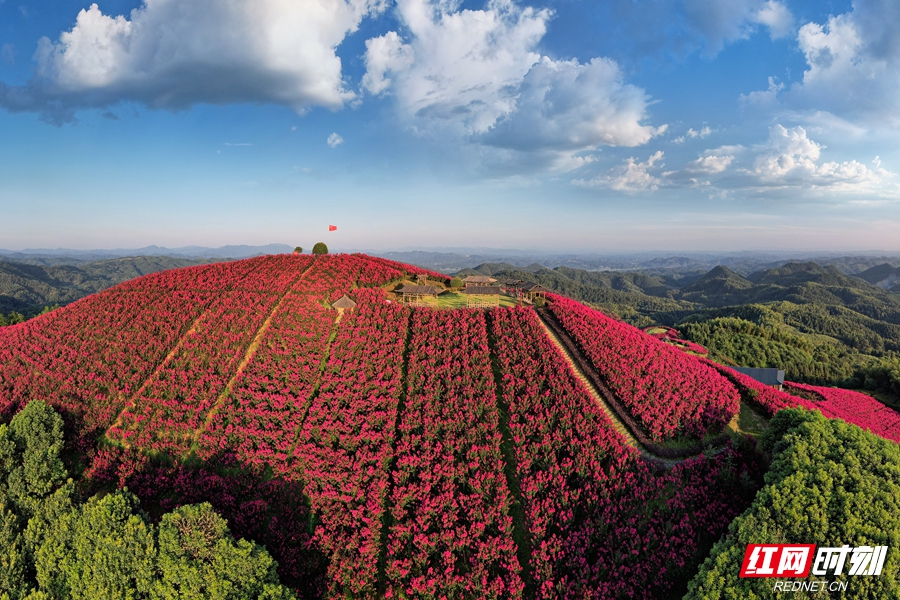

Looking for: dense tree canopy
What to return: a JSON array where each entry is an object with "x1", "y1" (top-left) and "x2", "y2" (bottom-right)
[
  {"x1": 686, "y1": 408, "x2": 900, "y2": 599},
  {"x1": 0, "y1": 401, "x2": 296, "y2": 600}
]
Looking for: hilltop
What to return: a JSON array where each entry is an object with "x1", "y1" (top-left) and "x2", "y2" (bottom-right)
[{"x1": 1, "y1": 254, "x2": 899, "y2": 598}]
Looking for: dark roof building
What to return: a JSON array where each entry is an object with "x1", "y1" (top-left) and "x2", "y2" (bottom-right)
[
  {"x1": 731, "y1": 367, "x2": 786, "y2": 389},
  {"x1": 395, "y1": 284, "x2": 442, "y2": 295},
  {"x1": 462, "y1": 285, "x2": 501, "y2": 308}
]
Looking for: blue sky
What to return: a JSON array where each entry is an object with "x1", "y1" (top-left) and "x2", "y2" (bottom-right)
[{"x1": 2, "y1": 0, "x2": 899, "y2": 252}]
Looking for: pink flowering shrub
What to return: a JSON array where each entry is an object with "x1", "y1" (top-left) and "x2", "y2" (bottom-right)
[
  {"x1": 549, "y1": 295, "x2": 740, "y2": 440},
  {"x1": 785, "y1": 382, "x2": 900, "y2": 442},
  {"x1": 385, "y1": 308, "x2": 523, "y2": 598},
  {"x1": 291, "y1": 287, "x2": 410, "y2": 596}
]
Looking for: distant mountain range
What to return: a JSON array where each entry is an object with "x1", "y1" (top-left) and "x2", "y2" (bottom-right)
[
  {"x1": 380, "y1": 249, "x2": 900, "y2": 278},
  {"x1": 0, "y1": 244, "x2": 295, "y2": 265},
  {"x1": 857, "y1": 264, "x2": 900, "y2": 291}
]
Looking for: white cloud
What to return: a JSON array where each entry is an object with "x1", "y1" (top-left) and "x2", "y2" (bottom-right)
[
  {"x1": 755, "y1": 1, "x2": 900, "y2": 128},
  {"x1": 754, "y1": 0, "x2": 793, "y2": 38},
  {"x1": 364, "y1": 0, "x2": 549, "y2": 134},
  {"x1": 673, "y1": 125, "x2": 713, "y2": 144},
  {"x1": 363, "y1": 0, "x2": 665, "y2": 171},
  {"x1": 682, "y1": 0, "x2": 793, "y2": 55},
  {"x1": 686, "y1": 154, "x2": 733, "y2": 174},
  {"x1": 750, "y1": 124, "x2": 891, "y2": 190},
  {"x1": 1, "y1": 0, "x2": 387, "y2": 122},
  {"x1": 575, "y1": 150, "x2": 665, "y2": 192},
  {"x1": 739, "y1": 75, "x2": 784, "y2": 108},
  {"x1": 361, "y1": 31, "x2": 415, "y2": 95},
  {"x1": 327, "y1": 132, "x2": 344, "y2": 147},
  {"x1": 481, "y1": 57, "x2": 667, "y2": 151}
]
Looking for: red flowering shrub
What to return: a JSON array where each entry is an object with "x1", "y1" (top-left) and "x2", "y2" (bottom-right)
[{"x1": 549, "y1": 295, "x2": 739, "y2": 440}]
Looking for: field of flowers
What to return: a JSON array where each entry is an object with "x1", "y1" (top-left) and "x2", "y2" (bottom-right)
[
  {"x1": 291, "y1": 287, "x2": 411, "y2": 596},
  {"x1": 385, "y1": 308, "x2": 523, "y2": 598},
  {"x1": 491, "y1": 307, "x2": 760, "y2": 598},
  {"x1": 8, "y1": 253, "x2": 898, "y2": 598},
  {"x1": 548, "y1": 295, "x2": 740, "y2": 441},
  {"x1": 785, "y1": 382, "x2": 900, "y2": 442},
  {"x1": 701, "y1": 358, "x2": 809, "y2": 417}
]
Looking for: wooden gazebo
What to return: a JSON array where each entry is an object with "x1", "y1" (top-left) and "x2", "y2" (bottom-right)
[
  {"x1": 394, "y1": 284, "x2": 442, "y2": 305},
  {"x1": 518, "y1": 283, "x2": 550, "y2": 302},
  {"x1": 463, "y1": 275, "x2": 497, "y2": 288},
  {"x1": 462, "y1": 285, "x2": 501, "y2": 308},
  {"x1": 331, "y1": 295, "x2": 357, "y2": 311}
]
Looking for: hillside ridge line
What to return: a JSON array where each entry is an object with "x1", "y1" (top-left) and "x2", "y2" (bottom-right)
[{"x1": 536, "y1": 309, "x2": 695, "y2": 467}]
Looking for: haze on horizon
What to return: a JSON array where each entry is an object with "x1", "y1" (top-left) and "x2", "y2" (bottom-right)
[{"x1": 2, "y1": 0, "x2": 899, "y2": 252}]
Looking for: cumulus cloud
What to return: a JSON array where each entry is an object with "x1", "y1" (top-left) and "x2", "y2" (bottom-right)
[
  {"x1": 683, "y1": 0, "x2": 793, "y2": 55},
  {"x1": 364, "y1": 0, "x2": 549, "y2": 134},
  {"x1": 739, "y1": 75, "x2": 784, "y2": 108},
  {"x1": 362, "y1": 31, "x2": 415, "y2": 96},
  {"x1": 754, "y1": 1, "x2": 900, "y2": 128},
  {"x1": 686, "y1": 153, "x2": 733, "y2": 174},
  {"x1": 574, "y1": 151, "x2": 665, "y2": 192},
  {"x1": 363, "y1": 0, "x2": 665, "y2": 170},
  {"x1": 327, "y1": 132, "x2": 345, "y2": 147},
  {"x1": 0, "y1": 0, "x2": 386, "y2": 123},
  {"x1": 481, "y1": 57, "x2": 667, "y2": 151},
  {"x1": 749, "y1": 124, "x2": 891, "y2": 190},
  {"x1": 673, "y1": 125, "x2": 713, "y2": 143}
]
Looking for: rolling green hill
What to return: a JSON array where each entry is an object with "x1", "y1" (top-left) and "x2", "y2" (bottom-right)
[{"x1": 0, "y1": 256, "x2": 219, "y2": 316}]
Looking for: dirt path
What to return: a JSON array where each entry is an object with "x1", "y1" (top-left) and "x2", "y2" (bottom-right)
[{"x1": 536, "y1": 313, "x2": 684, "y2": 467}]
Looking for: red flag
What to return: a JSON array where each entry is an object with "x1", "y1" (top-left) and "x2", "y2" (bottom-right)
[{"x1": 328, "y1": 225, "x2": 337, "y2": 231}]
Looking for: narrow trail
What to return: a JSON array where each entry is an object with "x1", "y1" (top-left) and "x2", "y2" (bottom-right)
[
  {"x1": 107, "y1": 317, "x2": 204, "y2": 443},
  {"x1": 108, "y1": 260, "x2": 316, "y2": 449},
  {"x1": 535, "y1": 312, "x2": 684, "y2": 467},
  {"x1": 282, "y1": 308, "x2": 345, "y2": 469},
  {"x1": 191, "y1": 286, "x2": 328, "y2": 447},
  {"x1": 192, "y1": 259, "x2": 325, "y2": 454}
]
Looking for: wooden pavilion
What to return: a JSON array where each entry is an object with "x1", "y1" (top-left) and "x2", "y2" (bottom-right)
[
  {"x1": 463, "y1": 275, "x2": 497, "y2": 288},
  {"x1": 518, "y1": 283, "x2": 550, "y2": 302},
  {"x1": 331, "y1": 295, "x2": 357, "y2": 311},
  {"x1": 462, "y1": 285, "x2": 501, "y2": 308},
  {"x1": 394, "y1": 284, "x2": 442, "y2": 305}
]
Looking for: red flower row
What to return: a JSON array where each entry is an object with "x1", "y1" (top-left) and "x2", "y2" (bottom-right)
[
  {"x1": 292, "y1": 287, "x2": 411, "y2": 596},
  {"x1": 785, "y1": 382, "x2": 900, "y2": 442},
  {"x1": 385, "y1": 309, "x2": 523, "y2": 598},
  {"x1": 549, "y1": 295, "x2": 740, "y2": 441}
]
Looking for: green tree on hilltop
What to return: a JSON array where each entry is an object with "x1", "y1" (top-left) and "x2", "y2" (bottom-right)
[{"x1": 312, "y1": 242, "x2": 328, "y2": 256}]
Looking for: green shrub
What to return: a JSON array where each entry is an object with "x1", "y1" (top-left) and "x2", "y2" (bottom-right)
[{"x1": 685, "y1": 408, "x2": 900, "y2": 599}]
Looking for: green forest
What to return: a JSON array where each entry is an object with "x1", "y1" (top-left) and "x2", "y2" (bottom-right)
[
  {"x1": 0, "y1": 402, "x2": 295, "y2": 599},
  {"x1": 686, "y1": 408, "x2": 900, "y2": 599}
]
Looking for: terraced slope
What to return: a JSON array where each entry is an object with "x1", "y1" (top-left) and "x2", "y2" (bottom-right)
[{"x1": 0, "y1": 254, "x2": 835, "y2": 598}]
